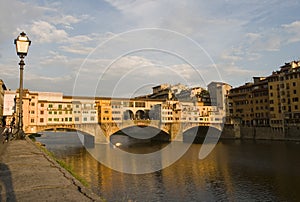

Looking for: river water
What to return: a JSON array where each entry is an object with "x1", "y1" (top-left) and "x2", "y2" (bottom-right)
[{"x1": 37, "y1": 131, "x2": 300, "y2": 202}]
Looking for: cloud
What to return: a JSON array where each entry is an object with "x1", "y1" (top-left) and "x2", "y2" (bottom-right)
[
  {"x1": 2, "y1": 0, "x2": 300, "y2": 95},
  {"x1": 218, "y1": 62, "x2": 261, "y2": 87},
  {"x1": 282, "y1": 20, "x2": 300, "y2": 43},
  {"x1": 60, "y1": 45, "x2": 94, "y2": 55},
  {"x1": 0, "y1": 0, "x2": 48, "y2": 43},
  {"x1": 29, "y1": 20, "x2": 68, "y2": 43},
  {"x1": 51, "y1": 15, "x2": 84, "y2": 25}
]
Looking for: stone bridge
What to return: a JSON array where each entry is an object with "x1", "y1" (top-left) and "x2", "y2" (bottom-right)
[{"x1": 31, "y1": 120, "x2": 222, "y2": 144}]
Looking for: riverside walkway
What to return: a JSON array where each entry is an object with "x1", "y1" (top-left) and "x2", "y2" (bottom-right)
[{"x1": 0, "y1": 133, "x2": 102, "y2": 201}]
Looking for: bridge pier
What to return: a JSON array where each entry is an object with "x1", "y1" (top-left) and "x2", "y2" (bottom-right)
[{"x1": 169, "y1": 123, "x2": 182, "y2": 141}]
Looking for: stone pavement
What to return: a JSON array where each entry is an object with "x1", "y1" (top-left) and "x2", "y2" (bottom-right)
[{"x1": 0, "y1": 135, "x2": 102, "y2": 202}]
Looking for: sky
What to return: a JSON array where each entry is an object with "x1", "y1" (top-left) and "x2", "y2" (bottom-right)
[{"x1": 1, "y1": 0, "x2": 300, "y2": 97}]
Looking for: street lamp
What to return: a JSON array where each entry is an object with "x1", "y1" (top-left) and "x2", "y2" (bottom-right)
[{"x1": 14, "y1": 32, "x2": 31, "y2": 139}]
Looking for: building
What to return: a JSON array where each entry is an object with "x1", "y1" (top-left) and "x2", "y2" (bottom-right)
[
  {"x1": 0, "y1": 80, "x2": 7, "y2": 126},
  {"x1": 96, "y1": 98, "x2": 163, "y2": 123},
  {"x1": 229, "y1": 77, "x2": 270, "y2": 126},
  {"x1": 229, "y1": 61, "x2": 300, "y2": 130},
  {"x1": 4, "y1": 90, "x2": 98, "y2": 133},
  {"x1": 3, "y1": 82, "x2": 226, "y2": 134},
  {"x1": 267, "y1": 61, "x2": 300, "y2": 131},
  {"x1": 207, "y1": 82, "x2": 232, "y2": 112},
  {"x1": 70, "y1": 96, "x2": 97, "y2": 124}
]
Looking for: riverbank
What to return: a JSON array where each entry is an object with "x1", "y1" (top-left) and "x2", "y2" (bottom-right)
[
  {"x1": 220, "y1": 124, "x2": 300, "y2": 141},
  {"x1": 0, "y1": 136, "x2": 102, "y2": 201}
]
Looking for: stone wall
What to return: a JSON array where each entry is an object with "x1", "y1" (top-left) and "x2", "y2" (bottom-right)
[
  {"x1": 285, "y1": 126, "x2": 300, "y2": 139},
  {"x1": 221, "y1": 124, "x2": 300, "y2": 140},
  {"x1": 220, "y1": 124, "x2": 237, "y2": 139}
]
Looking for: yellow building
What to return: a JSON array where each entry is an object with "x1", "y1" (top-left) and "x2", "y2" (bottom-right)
[
  {"x1": 267, "y1": 61, "x2": 300, "y2": 131},
  {"x1": 229, "y1": 61, "x2": 300, "y2": 130},
  {"x1": 228, "y1": 82, "x2": 253, "y2": 126}
]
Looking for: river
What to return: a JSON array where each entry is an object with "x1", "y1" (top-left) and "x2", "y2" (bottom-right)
[{"x1": 37, "y1": 131, "x2": 300, "y2": 202}]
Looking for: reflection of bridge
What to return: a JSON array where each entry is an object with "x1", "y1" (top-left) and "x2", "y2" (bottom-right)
[{"x1": 34, "y1": 120, "x2": 222, "y2": 143}]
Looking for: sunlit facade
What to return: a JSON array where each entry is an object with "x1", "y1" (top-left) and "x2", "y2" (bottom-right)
[{"x1": 229, "y1": 61, "x2": 300, "y2": 130}]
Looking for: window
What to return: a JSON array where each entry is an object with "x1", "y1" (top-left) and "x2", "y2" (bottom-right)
[
  {"x1": 31, "y1": 102, "x2": 35, "y2": 106},
  {"x1": 59, "y1": 111, "x2": 62, "y2": 115},
  {"x1": 41, "y1": 103, "x2": 44, "y2": 107},
  {"x1": 295, "y1": 105, "x2": 298, "y2": 110},
  {"x1": 48, "y1": 104, "x2": 53, "y2": 108},
  {"x1": 69, "y1": 118, "x2": 72, "y2": 121},
  {"x1": 65, "y1": 117, "x2": 68, "y2": 121},
  {"x1": 31, "y1": 119, "x2": 34, "y2": 123},
  {"x1": 293, "y1": 82, "x2": 296, "y2": 87},
  {"x1": 269, "y1": 85, "x2": 273, "y2": 90},
  {"x1": 294, "y1": 90, "x2": 297, "y2": 94},
  {"x1": 75, "y1": 117, "x2": 79, "y2": 121},
  {"x1": 31, "y1": 111, "x2": 35, "y2": 114},
  {"x1": 83, "y1": 117, "x2": 87, "y2": 121},
  {"x1": 40, "y1": 111, "x2": 44, "y2": 115},
  {"x1": 54, "y1": 111, "x2": 57, "y2": 115},
  {"x1": 58, "y1": 104, "x2": 62, "y2": 109},
  {"x1": 135, "y1": 102, "x2": 146, "y2": 107},
  {"x1": 49, "y1": 111, "x2": 52, "y2": 114},
  {"x1": 48, "y1": 118, "x2": 52, "y2": 121},
  {"x1": 40, "y1": 118, "x2": 44, "y2": 123}
]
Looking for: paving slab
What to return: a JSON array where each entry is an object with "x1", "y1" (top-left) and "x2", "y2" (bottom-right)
[{"x1": 0, "y1": 137, "x2": 102, "y2": 201}]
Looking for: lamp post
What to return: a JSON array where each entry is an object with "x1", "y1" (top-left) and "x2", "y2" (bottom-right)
[{"x1": 14, "y1": 32, "x2": 31, "y2": 139}]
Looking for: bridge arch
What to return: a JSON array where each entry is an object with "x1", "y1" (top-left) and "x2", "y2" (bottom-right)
[
  {"x1": 110, "y1": 125, "x2": 170, "y2": 143},
  {"x1": 183, "y1": 125, "x2": 222, "y2": 143}
]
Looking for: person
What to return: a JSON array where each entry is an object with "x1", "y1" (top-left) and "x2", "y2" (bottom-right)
[{"x1": 2, "y1": 126, "x2": 10, "y2": 144}]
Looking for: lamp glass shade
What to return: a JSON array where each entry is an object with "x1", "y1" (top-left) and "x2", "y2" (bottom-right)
[{"x1": 15, "y1": 32, "x2": 31, "y2": 56}]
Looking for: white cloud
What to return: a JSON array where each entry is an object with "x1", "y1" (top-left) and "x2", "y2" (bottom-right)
[
  {"x1": 60, "y1": 45, "x2": 94, "y2": 55},
  {"x1": 52, "y1": 15, "x2": 81, "y2": 25},
  {"x1": 221, "y1": 52, "x2": 243, "y2": 62},
  {"x1": 282, "y1": 20, "x2": 300, "y2": 43},
  {"x1": 29, "y1": 21, "x2": 68, "y2": 43},
  {"x1": 2, "y1": 0, "x2": 300, "y2": 95}
]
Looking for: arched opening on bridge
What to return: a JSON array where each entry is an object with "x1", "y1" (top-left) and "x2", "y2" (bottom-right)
[
  {"x1": 183, "y1": 126, "x2": 221, "y2": 143},
  {"x1": 34, "y1": 129, "x2": 95, "y2": 148},
  {"x1": 110, "y1": 126, "x2": 170, "y2": 154},
  {"x1": 123, "y1": 110, "x2": 134, "y2": 120},
  {"x1": 135, "y1": 110, "x2": 145, "y2": 120}
]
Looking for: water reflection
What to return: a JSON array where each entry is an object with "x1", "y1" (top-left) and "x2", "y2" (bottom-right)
[{"x1": 37, "y1": 132, "x2": 300, "y2": 202}]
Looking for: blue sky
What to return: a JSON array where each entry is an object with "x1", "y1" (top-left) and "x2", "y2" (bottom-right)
[{"x1": 1, "y1": 0, "x2": 300, "y2": 97}]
